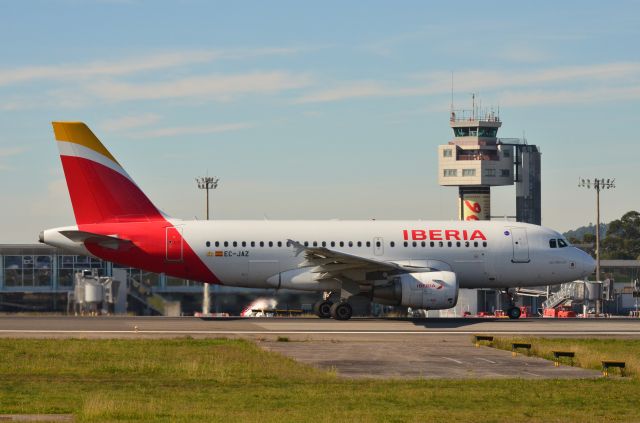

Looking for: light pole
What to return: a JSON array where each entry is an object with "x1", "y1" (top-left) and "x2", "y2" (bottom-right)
[
  {"x1": 196, "y1": 176, "x2": 220, "y2": 315},
  {"x1": 578, "y1": 177, "x2": 615, "y2": 315}
]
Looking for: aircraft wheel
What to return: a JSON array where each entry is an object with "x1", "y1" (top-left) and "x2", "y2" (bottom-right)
[
  {"x1": 330, "y1": 302, "x2": 353, "y2": 321},
  {"x1": 313, "y1": 300, "x2": 333, "y2": 319},
  {"x1": 507, "y1": 306, "x2": 521, "y2": 319}
]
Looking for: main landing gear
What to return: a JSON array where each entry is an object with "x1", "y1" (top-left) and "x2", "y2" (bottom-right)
[
  {"x1": 312, "y1": 300, "x2": 353, "y2": 320},
  {"x1": 312, "y1": 300, "x2": 332, "y2": 319}
]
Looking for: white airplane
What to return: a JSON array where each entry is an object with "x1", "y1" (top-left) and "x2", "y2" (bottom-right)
[{"x1": 40, "y1": 122, "x2": 595, "y2": 320}]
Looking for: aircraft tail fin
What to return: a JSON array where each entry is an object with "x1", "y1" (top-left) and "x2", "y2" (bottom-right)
[{"x1": 52, "y1": 122, "x2": 165, "y2": 225}]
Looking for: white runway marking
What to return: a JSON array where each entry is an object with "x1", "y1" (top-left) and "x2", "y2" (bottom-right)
[
  {"x1": 1, "y1": 330, "x2": 639, "y2": 335},
  {"x1": 477, "y1": 357, "x2": 497, "y2": 364},
  {"x1": 441, "y1": 357, "x2": 464, "y2": 364},
  {"x1": 523, "y1": 371, "x2": 541, "y2": 377}
]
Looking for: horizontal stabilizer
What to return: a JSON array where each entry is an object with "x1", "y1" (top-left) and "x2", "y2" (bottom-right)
[{"x1": 59, "y1": 230, "x2": 132, "y2": 250}]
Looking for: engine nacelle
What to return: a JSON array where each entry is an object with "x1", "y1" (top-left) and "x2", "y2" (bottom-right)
[{"x1": 372, "y1": 271, "x2": 458, "y2": 310}]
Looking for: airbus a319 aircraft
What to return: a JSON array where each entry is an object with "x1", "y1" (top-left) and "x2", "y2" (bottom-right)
[{"x1": 41, "y1": 122, "x2": 595, "y2": 320}]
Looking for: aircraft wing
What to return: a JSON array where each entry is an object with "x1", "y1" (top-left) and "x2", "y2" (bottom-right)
[{"x1": 288, "y1": 239, "x2": 407, "y2": 281}]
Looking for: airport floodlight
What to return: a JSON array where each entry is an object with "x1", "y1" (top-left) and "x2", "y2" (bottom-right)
[
  {"x1": 195, "y1": 175, "x2": 220, "y2": 316},
  {"x1": 578, "y1": 176, "x2": 616, "y2": 296},
  {"x1": 195, "y1": 176, "x2": 220, "y2": 220}
]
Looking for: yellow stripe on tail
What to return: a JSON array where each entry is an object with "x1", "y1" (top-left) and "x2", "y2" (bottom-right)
[{"x1": 52, "y1": 122, "x2": 120, "y2": 164}]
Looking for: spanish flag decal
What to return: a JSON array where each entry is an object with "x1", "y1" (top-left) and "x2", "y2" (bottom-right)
[{"x1": 215, "y1": 251, "x2": 223, "y2": 257}]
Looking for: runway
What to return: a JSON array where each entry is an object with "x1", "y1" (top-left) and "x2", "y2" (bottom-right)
[
  {"x1": 0, "y1": 316, "x2": 639, "y2": 339},
  {"x1": 2, "y1": 316, "x2": 636, "y2": 379}
]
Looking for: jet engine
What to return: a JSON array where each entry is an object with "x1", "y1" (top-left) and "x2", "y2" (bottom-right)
[{"x1": 372, "y1": 271, "x2": 458, "y2": 309}]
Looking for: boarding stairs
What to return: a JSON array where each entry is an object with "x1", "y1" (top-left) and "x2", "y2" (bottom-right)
[{"x1": 542, "y1": 281, "x2": 585, "y2": 309}]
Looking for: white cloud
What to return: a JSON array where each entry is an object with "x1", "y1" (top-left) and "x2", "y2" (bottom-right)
[
  {"x1": 499, "y1": 85, "x2": 640, "y2": 107},
  {"x1": 0, "y1": 147, "x2": 28, "y2": 172},
  {"x1": 0, "y1": 47, "x2": 307, "y2": 87},
  {"x1": 88, "y1": 72, "x2": 312, "y2": 102},
  {"x1": 0, "y1": 51, "x2": 218, "y2": 86},
  {"x1": 100, "y1": 113, "x2": 161, "y2": 132},
  {"x1": 0, "y1": 147, "x2": 27, "y2": 158},
  {"x1": 294, "y1": 62, "x2": 640, "y2": 105},
  {"x1": 132, "y1": 122, "x2": 253, "y2": 138}
]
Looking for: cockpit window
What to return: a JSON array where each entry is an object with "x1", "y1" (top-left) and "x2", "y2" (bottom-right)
[
  {"x1": 558, "y1": 239, "x2": 568, "y2": 248},
  {"x1": 549, "y1": 239, "x2": 557, "y2": 248}
]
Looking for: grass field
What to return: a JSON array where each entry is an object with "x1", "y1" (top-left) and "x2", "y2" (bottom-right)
[
  {"x1": 1, "y1": 338, "x2": 640, "y2": 422},
  {"x1": 486, "y1": 336, "x2": 640, "y2": 377}
]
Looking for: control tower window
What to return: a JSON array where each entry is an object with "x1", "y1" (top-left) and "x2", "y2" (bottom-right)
[
  {"x1": 478, "y1": 127, "x2": 498, "y2": 137},
  {"x1": 443, "y1": 149, "x2": 452, "y2": 157},
  {"x1": 453, "y1": 127, "x2": 470, "y2": 137}
]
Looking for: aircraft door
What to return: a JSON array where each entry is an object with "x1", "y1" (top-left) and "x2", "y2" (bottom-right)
[
  {"x1": 373, "y1": 237, "x2": 384, "y2": 256},
  {"x1": 166, "y1": 226, "x2": 183, "y2": 262},
  {"x1": 510, "y1": 227, "x2": 530, "y2": 263}
]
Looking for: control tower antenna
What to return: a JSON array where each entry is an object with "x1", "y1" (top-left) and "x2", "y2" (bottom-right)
[
  {"x1": 450, "y1": 72, "x2": 454, "y2": 113},
  {"x1": 471, "y1": 93, "x2": 476, "y2": 120}
]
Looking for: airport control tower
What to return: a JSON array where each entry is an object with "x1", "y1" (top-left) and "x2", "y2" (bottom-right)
[{"x1": 438, "y1": 97, "x2": 541, "y2": 224}]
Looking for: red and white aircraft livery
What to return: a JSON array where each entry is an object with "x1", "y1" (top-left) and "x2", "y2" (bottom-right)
[{"x1": 41, "y1": 122, "x2": 595, "y2": 320}]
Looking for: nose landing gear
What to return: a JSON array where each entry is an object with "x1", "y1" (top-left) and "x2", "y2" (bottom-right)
[
  {"x1": 507, "y1": 306, "x2": 521, "y2": 319},
  {"x1": 504, "y1": 288, "x2": 522, "y2": 319}
]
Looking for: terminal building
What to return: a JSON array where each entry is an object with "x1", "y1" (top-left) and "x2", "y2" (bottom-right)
[{"x1": 0, "y1": 244, "x2": 318, "y2": 315}]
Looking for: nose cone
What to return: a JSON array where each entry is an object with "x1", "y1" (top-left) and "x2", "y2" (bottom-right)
[{"x1": 576, "y1": 248, "x2": 596, "y2": 279}]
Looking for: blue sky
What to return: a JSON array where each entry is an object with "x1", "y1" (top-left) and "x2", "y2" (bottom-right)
[{"x1": 1, "y1": 0, "x2": 639, "y2": 242}]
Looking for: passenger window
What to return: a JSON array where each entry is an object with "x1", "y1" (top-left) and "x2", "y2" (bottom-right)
[
  {"x1": 339, "y1": 241, "x2": 344, "y2": 247},
  {"x1": 483, "y1": 241, "x2": 487, "y2": 247},
  {"x1": 241, "y1": 241, "x2": 246, "y2": 247},
  {"x1": 331, "y1": 241, "x2": 336, "y2": 247},
  {"x1": 390, "y1": 241, "x2": 395, "y2": 247},
  {"x1": 439, "y1": 241, "x2": 444, "y2": 247},
  {"x1": 348, "y1": 241, "x2": 353, "y2": 247},
  {"x1": 313, "y1": 241, "x2": 318, "y2": 247},
  {"x1": 474, "y1": 241, "x2": 478, "y2": 247},
  {"x1": 224, "y1": 241, "x2": 229, "y2": 247},
  {"x1": 376, "y1": 241, "x2": 381, "y2": 247},
  {"x1": 404, "y1": 241, "x2": 408, "y2": 247},
  {"x1": 268, "y1": 241, "x2": 273, "y2": 247},
  {"x1": 251, "y1": 241, "x2": 255, "y2": 247},
  {"x1": 277, "y1": 241, "x2": 282, "y2": 247},
  {"x1": 322, "y1": 241, "x2": 326, "y2": 247},
  {"x1": 549, "y1": 239, "x2": 557, "y2": 248},
  {"x1": 456, "y1": 241, "x2": 461, "y2": 247},
  {"x1": 421, "y1": 241, "x2": 426, "y2": 247},
  {"x1": 430, "y1": 241, "x2": 435, "y2": 247},
  {"x1": 367, "y1": 241, "x2": 371, "y2": 247},
  {"x1": 206, "y1": 241, "x2": 210, "y2": 247},
  {"x1": 260, "y1": 241, "x2": 264, "y2": 247},
  {"x1": 447, "y1": 241, "x2": 452, "y2": 247},
  {"x1": 412, "y1": 241, "x2": 417, "y2": 247},
  {"x1": 304, "y1": 241, "x2": 309, "y2": 247},
  {"x1": 215, "y1": 241, "x2": 220, "y2": 247},
  {"x1": 465, "y1": 241, "x2": 470, "y2": 247},
  {"x1": 233, "y1": 241, "x2": 237, "y2": 247},
  {"x1": 558, "y1": 239, "x2": 568, "y2": 248},
  {"x1": 357, "y1": 241, "x2": 362, "y2": 247}
]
